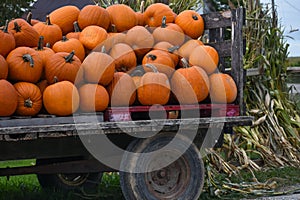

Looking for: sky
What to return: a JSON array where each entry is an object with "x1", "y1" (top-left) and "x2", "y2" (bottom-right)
[{"x1": 260, "y1": 0, "x2": 300, "y2": 57}]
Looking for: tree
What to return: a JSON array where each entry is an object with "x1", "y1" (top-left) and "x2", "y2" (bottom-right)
[{"x1": 1, "y1": 0, "x2": 35, "y2": 26}]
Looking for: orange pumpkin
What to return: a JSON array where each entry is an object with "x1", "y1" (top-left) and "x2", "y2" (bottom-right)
[
  {"x1": 97, "y1": 32, "x2": 126, "y2": 52},
  {"x1": 178, "y1": 39, "x2": 204, "y2": 60},
  {"x1": 138, "y1": 64, "x2": 170, "y2": 105},
  {"x1": 143, "y1": 3, "x2": 175, "y2": 27},
  {"x1": 52, "y1": 36, "x2": 85, "y2": 62},
  {"x1": 153, "y1": 41, "x2": 179, "y2": 66},
  {"x1": 209, "y1": 73, "x2": 237, "y2": 103},
  {"x1": 33, "y1": 15, "x2": 62, "y2": 47},
  {"x1": 175, "y1": 10, "x2": 205, "y2": 39},
  {"x1": 43, "y1": 81, "x2": 80, "y2": 116},
  {"x1": 106, "y1": 4, "x2": 137, "y2": 32},
  {"x1": 152, "y1": 16, "x2": 185, "y2": 46},
  {"x1": 79, "y1": 83, "x2": 109, "y2": 112},
  {"x1": 136, "y1": 1, "x2": 145, "y2": 26},
  {"x1": 0, "y1": 55, "x2": 8, "y2": 79},
  {"x1": 36, "y1": 79, "x2": 49, "y2": 94},
  {"x1": 125, "y1": 26, "x2": 154, "y2": 61},
  {"x1": 79, "y1": 25, "x2": 108, "y2": 50},
  {"x1": 81, "y1": 48, "x2": 115, "y2": 85},
  {"x1": 142, "y1": 49, "x2": 175, "y2": 77},
  {"x1": 66, "y1": 21, "x2": 81, "y2": 40},
  {"x1": 189, "y1": 45, "x2": 219, "y2": 74},
  {"x1": 110, "y1": 43, "x2": 137, "y2": 72},
  {"x1": 49, "y1": 5, "x2": 80, "y2": 35},
  {"x1": 107, "y1": 72, "x2": 136, "y2": 106},
  {"x1": 171, "y1": 59, "x2": 210, "y2": 104},
  {"x1": 14, "y1": 82, "x2": 42, "y2": 116},
  {"x1": 0, "y1": 20, "x2": 16, "y2": 57},
  {"x1": 7, "y1": 47, "x2": 43, "y2": 83},
  {"x1": 0, "y1": 79, "x2": 18, "y2": 116},
  {"x1": 78, "y1": 4, "x2": 110, "y2": 30},
  {"x1": 8, "y1": 18, "x2": 39, "y2": 47},
  {"x1": 45, "y1": 51, "x2": 83, "y2": 84}
]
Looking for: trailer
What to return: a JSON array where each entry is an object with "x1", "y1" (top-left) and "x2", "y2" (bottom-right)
[{"x1": 0, "y1": 7, "x2": 253, "y2": 199}]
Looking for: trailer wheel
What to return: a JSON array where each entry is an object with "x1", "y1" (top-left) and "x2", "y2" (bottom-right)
[
  {"x1": 120, "y1": 134, "x2": 205, "y2": 200},
  {"x1": 36, "y1": 159, "x2": 102, "y2": 192}
]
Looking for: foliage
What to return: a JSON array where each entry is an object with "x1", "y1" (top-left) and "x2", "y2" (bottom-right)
[{"x1": 0, "y1": 0, "x2": 35, "y2": 26}]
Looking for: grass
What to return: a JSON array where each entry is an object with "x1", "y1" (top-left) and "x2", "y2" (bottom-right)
[{"x1": 1, "y1": 160, "x2": 300, "y2": 200}]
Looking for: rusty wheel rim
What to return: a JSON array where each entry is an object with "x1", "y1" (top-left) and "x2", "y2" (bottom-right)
[
  {"x1": 57, "y1": 173, "x2": 89, "y2": 186},
  {"x1": 145, "y1": 153, "x2": 191, "y2": 199}
]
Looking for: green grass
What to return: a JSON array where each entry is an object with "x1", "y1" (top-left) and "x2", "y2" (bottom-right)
[{"x1": 1, "y1": 160, "x2": 300, "y2": 200}]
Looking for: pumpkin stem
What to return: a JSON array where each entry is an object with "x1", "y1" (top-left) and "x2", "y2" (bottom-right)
[
  {"x1": 24, "y1": 98, "x2": 33, "y2": 108},
  {"x1": 101, "y1": 46, "x2": 107, "y2": 54},
  {"x1": 109, "y1": 24, "x2": 117, "y2": 33},
  {"x1": 23, "y1": 54, "x2": 34, "y2": 67},
  {"x1": 26, "y1": 12, "x2": 33, "y2": 25},
  {"x1": 180, "y1": 58, "x2": 190, "y2": 68},
  {"x1": 3, "y1": 20, "x2": 9, "y2": 33},
  {"x1": 45, "y1": 15, "x2": 52, "y2": 25},
  {"x1": 46, "y1": 42, "x2": 51, "y2": 48},
  {"x1": 37, "y1": 36, "x2": 45, "y2": 51},
  {"x1": 192, "y1": 14, "x2": 198, "y2": 20},
  {"x1": 140, "y1": 1, "x2": 145, "y2": 13},
  {"x1": 147, "y1": 54, "x2": 157, "y2": 61},
  {"x1": 73, "y1": 21, "x2": 81, "y2": 32},
  {"x1": 61, "y1": 36, "x2": 68, "y2": 42},
  {"x1": 145, "y1": 64, "x2": 158, "y2": 73},
  {"x1": 161, "y1": 16, "x2": 167, "y2": 28},
  {"x1": 53, "y1": 76, "x2": 59, "y2": 83},
  {"x1": 64, "y1": 50, "x2": 75, "y2": 63},
  {"x1": 168, "y1": 45, "x2": 179, "y2": 53},
  {"x1": 13, "y1": 21, "x2": 21, "y2": 32}
]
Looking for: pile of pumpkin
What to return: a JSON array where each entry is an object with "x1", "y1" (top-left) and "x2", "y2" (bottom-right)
[{"x1": 0, "y1": 3, "x2": 237, "y2": 117}]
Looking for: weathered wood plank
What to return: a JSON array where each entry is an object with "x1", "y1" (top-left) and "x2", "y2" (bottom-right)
[
  {"x1": 0, "y1": 116, "x2": 253, "y2": 139},
  {"x1": 202, "y1": 10, "x2": 232, "y2": 29}
]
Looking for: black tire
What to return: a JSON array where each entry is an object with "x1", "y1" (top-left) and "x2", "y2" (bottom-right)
[
  {"x1": 36, "y1": 158, "x2": 102, "y2": 193},
  {"x1": 119, "y1": 133, "x2": 205, "y2": 200}
]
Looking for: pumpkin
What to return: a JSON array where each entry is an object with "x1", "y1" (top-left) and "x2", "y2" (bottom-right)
[
  {"x1": 153, "y1": 41, "x2": 179, "y2": 66},
  {"x1": 79, "y1": 25, "x2": 108, "y2": 50},
  {"x1": 0, "y1": 55, "x2": 8, "y2": 79},
  {"x1": 110, "y1": 43, "x2": 137, "y2": 72},
  {"x1": 209, "y1": 73, "x2": 237, "y2": 103},
  {"x1": 49, "y1": 5, "x2": 80, "y2": 35},
  {"x1": 107, "y1": 72, "x2": 136, "y2": 106},
  {"x1": 79, "y1": 83, "x2": 109, "y2": 112},
  {"x1": 6, "y1": 47, "x2": 43, "y2": 83},
  {"x1": 78, "y1": 4, "x2": 110, "y2": 30},
  {"x1": 0, "y1": 79, "x2": 18, "y2": 116},
  {"x1": 138, "y1": 64, "x2": 170, "y2": 105},
  {"x1": 14, "y1": 82, "x2": 42, "y2": 116},
  {"x1": 189, "y1": 45, "x2": 219, "y2": 74},
  {"x1": 152, "y1": 16, "x2": 185, "y2": 46},
  {"x1": 171, "y1": 58, "x2": 210, "y2": 104},
  {"x1": 8, "y1": 18, "x2": 39, "y2": 47},
  {"x1": 143, "y1": 3, "x2": 175, "y2": 27},
  {"x1": 43, "y1": 81, "x2": 80, "y2": 116},
  {"x1": 0, "y1": 20, "x2": 16, "y2": 57},
  {"x1": 129, "y1": 65, "x2": 145, "y2": 89},
  {"x1": 175, "y1": 10, "x2": 205, "y2": 39},
  {"x1": 106, "y1": 4, "x2": 137, "y2": 32},
  {"x1": 142, "y1": 49, "x2": 175, "y2": 77},
  {"x1": 178, "y1": 39, "x2": 204, "y2": 60},
  {"x1": 97, "y1": 32, "x2": 126, "y2": 52},
  {"x1": 52, "y1": 36, "x2": 85, "y2": 62},
  {"x1": 66, "y1": 21, "x2": 81, "y2": 40},
  {"x1": 125, "y1": 26, "x2": 154, "y2": 61},
  {"x1": 81, "y1": 47, "x2": 115, "y2": 85},
  {"x1": 45, "y1": 51, "x2": 83, "y2": 84},
  {"x1": 33, "y1": 15, "x2": 62, "y2": 47}
]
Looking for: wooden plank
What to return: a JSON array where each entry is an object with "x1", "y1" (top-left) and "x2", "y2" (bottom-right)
[
  {"x1": 202, "y1": 10, "x2": 232, "y2": 29},
  {"x1": 208, "y1": 40, "x2": 231, "y2": 57},
  {"x1": 0, "y1": 116, "x2": 253, "y2": 137}
]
